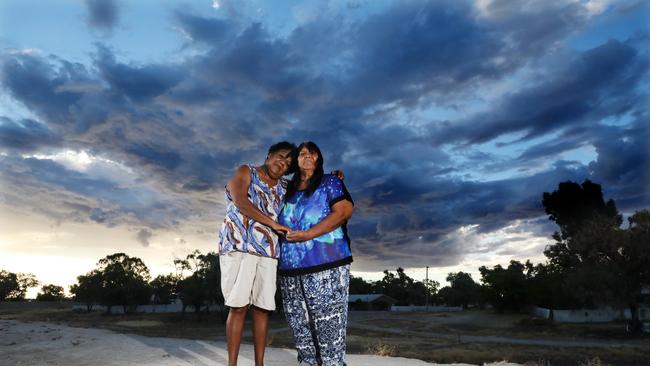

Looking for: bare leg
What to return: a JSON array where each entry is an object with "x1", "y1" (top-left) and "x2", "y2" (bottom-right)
[
  {"x1": 250, "y1": 306, "x2": 270, "y2": 366},
  {"x1": 226, "y1": 306, "x2": 248, "y2": 366}
]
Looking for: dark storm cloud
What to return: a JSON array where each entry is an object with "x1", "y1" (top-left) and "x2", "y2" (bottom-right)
[
  {"x1": 430, "y1": 39, "x2": 648, "y2": 146},
  {"x1": 589, "y1": 117, "x2": 650, "y2": 210},
  {"x1": 171, "y1": 0, "x2": 556, "y2": 133},
  {"x1": 0, "y1": 117, "x2": 61, "y2": 152},
  {"x1": 1, "y1": 54, "x2": 87, "y2": 125},
  {"x1": 85, "y1": 0, "x2": 119, "y2": 32},
  {"x1": 1, "y1": 0, "x2": 648, "y2": 268},
  {"x1": 173, "y1": 11, "x2": 235, "y2": 44},
  {"x1": 516, "y1": 135, "x2": 588, "y2": 162},
  {"x1": 340, "y1": 0, "x2": 510, "y2": 104},
  {"x1": 94, "y1": 46, "x2": 185, "y2": 102},
  {"x1": 0, "y1": 52, "x2": 119, "y2": 133},
  {"x1": 0, "y1": 155, "x2": 183, "y2": 229},
  {"x1": 348, "y1": 161, "x2": 592, "y2": 270},
  {"x1": 126, "y1": 143, "x2": 183, "y2": 170},
  {"x1": 478, "y1": 0, "x2": 589, "y2": 56}
]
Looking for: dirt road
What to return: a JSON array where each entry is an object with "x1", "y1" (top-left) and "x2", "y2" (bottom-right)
[{"x1": 0, "y1": 320, "x2": 520, "y2": 366}]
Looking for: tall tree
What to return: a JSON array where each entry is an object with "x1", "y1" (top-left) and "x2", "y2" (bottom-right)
[
  {"x1": 96, "y1": 253, "x2": 151, "y2": 314},
  {"x1": 0, "y1": 270, "x2": 19, "y2": 301},
  {"x1": 198, "y1": 252, "x2": 223, "y2": 315},
  {"x1": 150, "y1": 274, "x2": 179, "y2": 305},
  {"x1": 70, "y1": 270, "x2": 104, "y2": 311},
  {"x1": 423, "y1": 278, "x2": 440, "y2": 305},
  {"x1": 175, "y1": 250, "x2": 223, "y2": 320},
  {"x1": 349, "y1": 275, "x2": 375, "y2": 294},
  {"x1": 543, "y1": 181, "x2": 650, "y2": 332},
  {"x1": 444, "y1": 272, "x2": 480, "y2": 309},
  {"x1": 376, "y1": 268, "x2": 414, "y2": 305},
  {"x1": 479, "y1": 260, "x2": 530, "y2": 312},
  {"x1": 526, "y1": 262, "x2": 575, "y2": 314},
  {"x1": 542, "y1": 180, "x2": 622, "y2": 271},
  {"x1": 0, "y1": 270, "x2": 39, "y2": 301},
  {"x1": 542, "y1": 180, "x2": 621, "y2": 240},
  {"x1": 36, "y1": 284, "x2": 66, "y2": 301},
  {"x1": 542, "y1": 180, "x2": 623, "y2": 308},
  {"x1": 616, "y1": 210, "x2": 650, "y2": 332}
]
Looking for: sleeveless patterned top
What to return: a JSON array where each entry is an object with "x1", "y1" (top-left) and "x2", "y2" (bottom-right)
[{"x1": 218, "y1": 164, "x2": 287, "y2": 259}]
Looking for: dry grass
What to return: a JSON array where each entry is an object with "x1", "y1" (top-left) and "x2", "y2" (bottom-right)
[
  {"x1": 2, "y1": 303, "x2": 649, "y2": 366},
  {"x1": 114, "y1": 320, "x2": 164, "y2": 327},
  {"x1": 578, "y1": 357, "x2": 608, "y2": 366},
  {"x1": 367, "y1": 340, "x2": 398, "y2": 356}
]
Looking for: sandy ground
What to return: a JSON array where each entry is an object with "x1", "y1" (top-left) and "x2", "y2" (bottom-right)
[{"x1": 0, "y1": 320, "x2": 521, "y2": 366}]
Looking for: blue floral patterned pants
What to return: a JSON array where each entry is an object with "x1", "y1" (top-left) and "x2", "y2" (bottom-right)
[{"x1": 280, "y1": 265, "x2": 350, "y2": 366}]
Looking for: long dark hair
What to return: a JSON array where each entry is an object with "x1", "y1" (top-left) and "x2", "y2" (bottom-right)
[{"x1": 285, "y1": 141, "x2": 324, "y2": 201}]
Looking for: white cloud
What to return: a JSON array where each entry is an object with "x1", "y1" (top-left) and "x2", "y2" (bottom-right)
[
  {"x1": 7, "y1": 48, "x2": 43, "y2": 56},
  {"x1": 585, "y1": 0, "x2": 612, "y2": 16},
  {"x1": 25, "y1": 150, "x2": 139, "y2": 187}
]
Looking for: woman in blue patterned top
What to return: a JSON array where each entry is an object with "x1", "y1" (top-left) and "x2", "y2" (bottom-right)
[{"x1": 279, "y1": 141, "x2": 354, "y2": 366}]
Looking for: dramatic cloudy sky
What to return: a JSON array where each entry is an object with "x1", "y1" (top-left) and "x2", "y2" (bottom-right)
[{"x1": 1, "y1": 0, "x2": 648, "y2": 296}]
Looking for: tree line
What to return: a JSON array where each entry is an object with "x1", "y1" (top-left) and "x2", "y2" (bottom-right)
[
  {"x1": 1, "y1": 250, "x2": 225, "y2": 320},
  {"x1": 70, "y1": 250, "x2": 224, "y2": 319},
  {"x1": 1, "y1": 180, "x2": 648, "y2": 331},
  {"x1": 348, "y1": 180, "x2": 650, "y2": 333}
]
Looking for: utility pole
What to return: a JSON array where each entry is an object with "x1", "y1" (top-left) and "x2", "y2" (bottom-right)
[{"x1": 425, "y1": 266, "x2": 429, "y2": 311}]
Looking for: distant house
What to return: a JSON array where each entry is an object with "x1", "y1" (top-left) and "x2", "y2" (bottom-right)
[{"x1": 348, "y1": 294, "x2": 397, "y2": 311}]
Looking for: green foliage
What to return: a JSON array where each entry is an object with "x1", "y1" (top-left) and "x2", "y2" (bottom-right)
[
  {"x1": 175, "y1": 250, "x2": 223, "y2": 319},
  {"x1": 542, "y1": 180, "x2": 621, "y2": 243},
  {"x1": 0, "y1": 270, "x2": 19, "y2": 301},
  {"x1": 70, "y1": 270, "x2": 103, "y2": 311},
  {"x1": 440, "y1": 272, "x2": 480, "y2": 309},
  {"x1": 0, "y1": 270, "x2": 39, "y2": 301},
  {"x1": 373, "y1": 267, "x2": 440, "y2": 306},
  {"x1": 617, "y1": 209, "x2": 650, "y2": 332},
  {"x1": 36, "y1": 284, "x2": 66, "y2": 301},
  {"x1": 479, "y1": 260, "x2": 530, "y2": 312},
  {"x1": 526, "y1": 262, "x2": 574, "y2": 310},
  {"x1": 349, "y1": 275, "x2": 374, "y2": 294},
  {"x1": 96, "y1": 253, "x2": 151, "y2": 313},
  {"x1": 150, "y1": 273, "x2": 180, "y2": 304},
  {"x1": 349, "y1": 269, "x2": 439, "y2": 307},
  {"x1": 377, "y1": 268, "x2": 413, "y2": 306},
  {"x1": 542, "y1": 180, "x2": 650, "y2": 332}
]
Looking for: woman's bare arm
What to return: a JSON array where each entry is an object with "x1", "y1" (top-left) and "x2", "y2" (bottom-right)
[
  {"x1": 228, "y1": 165, "x2": 289, "y2": 234},
  {"x1": 286, "y1": 200, "x2": 353, "y2": 242}
]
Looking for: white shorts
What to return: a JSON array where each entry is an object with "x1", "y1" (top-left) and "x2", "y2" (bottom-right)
[{"x1": 219, "y1": 251, "x2": 277, "y2": 311}]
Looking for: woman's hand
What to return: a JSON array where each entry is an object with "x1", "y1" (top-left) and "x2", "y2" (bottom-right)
[
  {"x1": 331, "y1": 170, "x2": 345, "y2": 180},
  {"x1": 286, "y1": 230, "x2": 314, "y2": 242},
  {"x1": 271, "y1": 223, "x2": 290, "y2": 235}
]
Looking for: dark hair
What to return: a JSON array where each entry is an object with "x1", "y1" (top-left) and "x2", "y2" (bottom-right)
[
  {"x1": 267, "y1": 141, "x2": 296, "y2": 156},
  {"x1": 285, "y1": 141, "x2": 324, "y2": 201}
]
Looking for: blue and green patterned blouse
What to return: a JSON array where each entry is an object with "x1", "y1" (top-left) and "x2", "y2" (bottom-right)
[{"x1": 278, "y1": 174, "x2": 353, "y2": 276}]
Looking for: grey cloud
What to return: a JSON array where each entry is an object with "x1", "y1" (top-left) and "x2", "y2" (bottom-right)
[
  {"x1": 94, "y1": 46, "x2": 185, "y2": 103},
  {"x1": 0, "y1": 1, "x2": 647, "y2": 271},
  {"x1": 0, "y1": 117, "x2": 61, "y2": 152},
  {"x1": 85, "y1": 0, "x2": 119, "y2": 32},
  {"x1": 136, "y1": 229, "x2": 153, "y2": 247},
  {"x1": 430, "y1": 39, "x2": 648, "y2": 146},
  {"x1": 173, "y1": 11, "x2": 235, "y2": 44}
]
